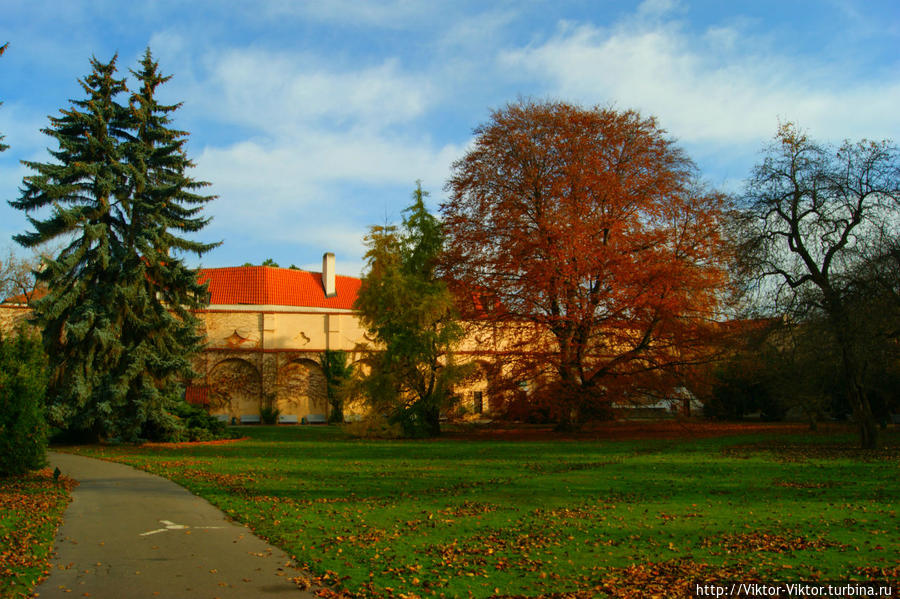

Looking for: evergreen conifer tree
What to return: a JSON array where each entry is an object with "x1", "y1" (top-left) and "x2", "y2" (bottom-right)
[
  {"x1": 10, "y1": 51, "x2": 217, "y2": 441},
  {"x1": 115, "y1": 49, "x2": 219, "y2": 440},
  {"x1": 12, "y1": 55, "x2": 132, "y2": 438},
  {"x1": 355, "y1": 183, "x2": 466, "y2": 437}
]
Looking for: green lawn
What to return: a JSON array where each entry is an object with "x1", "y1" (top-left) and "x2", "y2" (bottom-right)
[
  {"x1": 0, "y1": 468, "x2": 75, "y2": 599},
  {"x1": 68, "y1": 425, "x2": 899, "y2": 598}
]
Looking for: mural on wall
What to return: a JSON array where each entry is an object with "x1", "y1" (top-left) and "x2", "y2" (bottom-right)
[
  {"x1": 208, "y1": 358, "x2": 262, "y2": 418},
  {"x1": 225, "y1": 329, "x2": 254, "y2": 348},
  {"x1": 276, "y1": 358, "x2": 328, "y2": 417}
]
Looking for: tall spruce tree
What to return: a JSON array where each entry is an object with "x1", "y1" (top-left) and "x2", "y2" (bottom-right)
[
  {"x1": 117, "y1": 49, "x2": 219, "y2": 440},
  {"x1": 10, "y1": 51, "x2": 217, "y2": 441},
  {"x1": 12, "y1": 55, "x2": 132, "y2": 439}
]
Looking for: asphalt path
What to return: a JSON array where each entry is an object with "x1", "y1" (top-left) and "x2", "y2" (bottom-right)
[{"x1": 37, "y1": 452, "x2": 315, "y2": 599}]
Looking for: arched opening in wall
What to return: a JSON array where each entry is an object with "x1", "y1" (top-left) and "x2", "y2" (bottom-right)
[
  {"x1": 276, "y1": 358, "x2": 327, "y2": 419},
  {"x1": 207, "y1": 358, "x2": 262, "y2": 420}
]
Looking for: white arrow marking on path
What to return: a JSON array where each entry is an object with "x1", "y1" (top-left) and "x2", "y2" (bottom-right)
[{"x1": 140, "y1": 520, "x2": 224, "y2": 536}]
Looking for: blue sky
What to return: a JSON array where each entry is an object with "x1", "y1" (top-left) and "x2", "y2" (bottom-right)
[{"x1": 1, "y1": 0, "x2": 898, "y2": 275}]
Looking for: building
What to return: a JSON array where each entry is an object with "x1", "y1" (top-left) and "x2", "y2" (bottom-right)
[
  {"x1": 188, "y1": 254, "x2": 369, "y2": 422},
  {"x1": 1, "y1": 253, "x2": 499, "y2": 423}
]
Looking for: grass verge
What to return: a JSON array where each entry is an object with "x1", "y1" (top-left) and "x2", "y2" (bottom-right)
[
  {"x1": 67, "y1": 424, "x2": 899, "y2": 598},
  {"x1": 0, "y1": 468, "x2": 76, "y2": 598}
]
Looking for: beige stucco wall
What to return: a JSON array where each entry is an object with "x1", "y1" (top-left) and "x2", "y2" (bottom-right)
[
  {"x1": 0, "y1": 304, "x2": 33, "y2": 334},
  {"x1": 193, "y1": 308, "x2": 368, "y2": 421},
  {"x1": 0, "y1": 302, "x2": 506, "y2": 421}
]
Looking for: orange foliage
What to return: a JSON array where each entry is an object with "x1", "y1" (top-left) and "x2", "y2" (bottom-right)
[{"x1": 441, "y1": 100, "x2": 729, "y2": 425}]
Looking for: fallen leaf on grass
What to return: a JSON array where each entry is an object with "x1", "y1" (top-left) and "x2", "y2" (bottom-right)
[
  {"x1": 702, "y1": 532, "x2": 846, "y2": 554},
  {"x1": 596, "y1": 558, "x2": 762, "y2": 599},
  {"x1": 0, "y1": 469, "x2": 77, "y2": 597}
]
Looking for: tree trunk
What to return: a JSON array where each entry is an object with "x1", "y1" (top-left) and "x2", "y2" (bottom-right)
[
  {"x1": 831, "y1": 319, "x2": 879, "y2": 449},
  {"x1": 852, "y1": 389, "x2": 879, "y2": 449},
  {"x1": 553, "y1": 362, "x2": 584, "y2": 432},
  {"x1": 423, "y1": 401, "x2": 441, "y2": 437},
  {"x1": 328, "y1": 397, "x2": 343, "y2": 423},
  {"x1": 554, "y1": 404, "x2": 583, "y2": 432}
]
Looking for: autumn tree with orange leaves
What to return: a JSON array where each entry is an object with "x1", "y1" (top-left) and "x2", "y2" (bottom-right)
[{"x1": 441, "y1": 100, "x2": 728, "y2": 429}]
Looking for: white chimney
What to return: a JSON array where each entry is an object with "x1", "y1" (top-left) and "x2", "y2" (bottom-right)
[{"x1": 322, "y1": 252, "x2": 336, "y2": 297}]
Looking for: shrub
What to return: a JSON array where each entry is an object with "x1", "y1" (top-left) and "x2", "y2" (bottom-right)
[
  {"x1": 321, "y1": 350, "x2": 354, "y2": 423},
  {"x1": 175, "y1": 400, "x2": 235, "y2": 439},
  {"x1": 503, "y1": 393, "x2": 554, "y2": 423},
  {"x1": 502, "y1": 382, "x2": 614, "y2": 426},
  {"x1": 704, "y1": 356, "x2": 785, "y2": 421},
  {"x1": 0, "y1": 328, "x2": 49, "y2": 476},
  {"x1": 140, "y1": 397, "x2": 235, "y2": 442},
  {"x1": 260, "y1": 405, "x2": 280, "y2": 425},
  {"x1": 342, "y1": 413, "x2": 403, "y2": 439}
]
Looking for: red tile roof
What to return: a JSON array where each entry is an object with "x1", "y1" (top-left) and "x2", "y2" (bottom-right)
[
  {"x1": 1, "y1": 286, "x2": 47, "y2": 305},
  {"x1": 197, "y1": 266, "x2": 360, "y2": 310},
  {"x1": 2, "y1": 266, "x2": 361, "y2": 311}
]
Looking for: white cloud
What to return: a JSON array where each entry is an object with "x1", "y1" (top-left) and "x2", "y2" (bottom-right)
[
  {"x1": 261, "y1": 0, "x2": 436, "y2": 28},
  {"x1": 202, "y1": 51, "x2": 432, "y2": 134},
  {"x1": 0, "y1": 105, "x2": 66, "y2": 242},
  {"x1": 137, "y1": 36, "x2": 468, "y2": 267},
  {"x1": 195, "y1": 132, "x2": 463, "y2": 228},
  {"x1": 636, "y1": 0, "x2": 681, "y2": 21},
  {"x1": 146, "y1": 29, "x2": 190, "y2": 64},
  {"x1": 500, "y1": 15, "x2": 900, "y2": 145},
  {"x1": 437, "y1": 10, "x2": 517, "y2": 51},
  {"x1": 0, "y1": 103, "x2": 51, "y2": 154}
]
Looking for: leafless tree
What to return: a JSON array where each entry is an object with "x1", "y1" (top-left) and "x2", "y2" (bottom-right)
[
  {"x1": 1, "y1": 246, "x2": 41, "y2": 304},
  {"x1": 736, "y1": 123, "x2": 900, "y2": 448}
]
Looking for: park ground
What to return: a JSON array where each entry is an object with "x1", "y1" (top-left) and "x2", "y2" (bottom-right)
[
  {"x1": 2, "y1": 421, "x2": 899, "y2": 598},
  {"x1": 0, "y1": 468, "x2": 76, "y2": 598}
]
